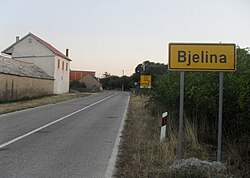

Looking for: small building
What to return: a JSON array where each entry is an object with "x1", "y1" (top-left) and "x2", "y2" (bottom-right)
[
  {"x1": 79, "y1": 74, "x2": 103, "y2": 91},
  {"x1": 70, "y1": 70, "x2": 95, "y2": 81},
  {"x1": 70, "y1": 70, "x2": 102, "y2": 91},
  {"x1": 0, "y1": 55, "x2": 54, "y2": 101},
  {"x1": 2, "y1": 33, "x2": 71, "y2": 94}
]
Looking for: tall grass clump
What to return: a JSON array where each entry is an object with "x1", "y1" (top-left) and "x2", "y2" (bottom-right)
[
  {"x1": 151, "y1": 47, "x2": 250, "y2": 177},
  {"x1": 115, "y1": 95, "x2": 209, "y2": 177}
]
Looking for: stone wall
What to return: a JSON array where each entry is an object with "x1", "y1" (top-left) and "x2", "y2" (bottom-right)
[{"x1": 0, "y1": 74, "x2": 53, "y2": 102}]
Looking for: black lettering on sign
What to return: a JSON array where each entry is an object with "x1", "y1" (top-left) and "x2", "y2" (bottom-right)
[
  {"x1": 178, "y1": 51, "x2": 186, "y2": 62},
  {"x1": 177, "y1": 50, "x2": 227, "y2": 66},
  {"x1": 220, "y1": 54, "x2": 227, "y2": 63},
  {"x1": 193, "y1": 54, "x2": 199, "y2": 63},
  {"x1": 210, "y1": 54, "x2": 218, "y2": 63}
]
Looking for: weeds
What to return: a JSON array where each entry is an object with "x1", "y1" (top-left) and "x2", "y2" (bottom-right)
[
  {"x1": 0, "y1": 92, "x2": 90, "y2": 115},
  {"x1": 115, "y1": 95, "x2": 211, "y2": 177}
]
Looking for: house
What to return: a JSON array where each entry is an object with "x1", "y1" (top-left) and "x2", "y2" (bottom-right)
[
  {"x1": 79, "y1": 74, "x2": 103, "y2": 91},
  {"x1": 1, "y1": 33, "x2": 71, "y2": 94},
  {"x1": 0, "y1": 55, "x2": 54, "y2": 101},
  {"x1": 70, "y1": 70, "x2": 95, "y2": 81},
  {"x1": 70, "y1": 70, "x2": 102, "y2": 91}
]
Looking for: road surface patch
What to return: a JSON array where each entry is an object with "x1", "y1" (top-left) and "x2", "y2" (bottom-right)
[{"x1": 0, "y1": 93, "x2": 117, "y2": 149}]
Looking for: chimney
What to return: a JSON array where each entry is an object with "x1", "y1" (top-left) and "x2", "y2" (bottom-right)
[
  {"x1": 66, "y1": 49, "x2": 69, "y2": 57},
  {"x1": 16, "y1": 36, "x2": 20, "y2": 43}
]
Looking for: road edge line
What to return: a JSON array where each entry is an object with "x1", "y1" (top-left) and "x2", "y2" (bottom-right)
[{"x1": 105, "y1": 93, "x2": 130, "y2": 178}]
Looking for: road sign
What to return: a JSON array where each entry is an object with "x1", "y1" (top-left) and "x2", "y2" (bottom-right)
[
  {"x1": 140, "y1": 75, "x2": 151, "y2": 88},
  {"x1": 168, "y1": 43, "x2": 236, "y2": 71}
]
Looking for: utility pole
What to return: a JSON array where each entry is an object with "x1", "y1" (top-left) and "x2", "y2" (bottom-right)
[{"x1": 122, "y1": 70, "x2": 124, "y2": 91}]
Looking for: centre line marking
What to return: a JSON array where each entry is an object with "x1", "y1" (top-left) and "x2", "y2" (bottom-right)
[{"x1": 0, "y1": 92, "x2": 117, "y2": 149}]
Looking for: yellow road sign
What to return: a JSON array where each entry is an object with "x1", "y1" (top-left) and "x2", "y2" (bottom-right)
[
  {"x1": 168, "y1": 43, "x2": 236, "y2": 71},
  {"x1": 140, "y1": 75, "x2": 152, "y2": 88}
]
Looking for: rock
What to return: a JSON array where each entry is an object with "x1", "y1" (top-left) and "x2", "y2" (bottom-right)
[{"x1": 170, "y1": 157, "x2": 227, "y2": 174}]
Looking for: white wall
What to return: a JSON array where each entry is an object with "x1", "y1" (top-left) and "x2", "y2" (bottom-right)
[
  {"x1": 8, "y1": 34, "x2": 70, "y2": 94},
  {"x1": 53, "y1": 55, "x2": 70, "y2": 94},
  {"x1": 11, "y1": 36, "x2": 55, "y2": 77},
  {"x1": 14, "y1": 56, "x2": 55, "y2": 77},
  {"x1": 12, "y1": 36, "x2": 54, "y2": 58}
]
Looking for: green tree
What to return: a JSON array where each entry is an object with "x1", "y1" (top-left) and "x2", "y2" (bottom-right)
[
  {"x1": 153, "y1": 47, "x2": 250, "y2": 144},
  {"x1": 134, "y1": 61, "x2": 167, "y2": 87},
  {"x1": 99, "y1": 73, "x2": 133, "y2": 90}
]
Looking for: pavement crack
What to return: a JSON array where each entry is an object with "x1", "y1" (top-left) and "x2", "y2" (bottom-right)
[
  {"x1": 35, "y1": 130, "x2": 50, "y2": 134},
  {"x1": 0, "y1": 147, "x2": 10, "y2": 151}
]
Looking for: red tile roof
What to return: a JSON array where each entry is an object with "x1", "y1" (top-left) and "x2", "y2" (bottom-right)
[
  {"x1": 29, "y1": 33, "x2": 71, "y2": 61},
  {"x1": 70, "y1": 70, "x2": 96, "y2": 81},
  {"x1": 2, "y1": 32, "x2": 71, "y2": 61}
]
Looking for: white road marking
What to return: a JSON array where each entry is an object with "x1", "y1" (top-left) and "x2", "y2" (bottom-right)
[
  {"x1": 105, "y1": 93, "x2": 130, "y2": 178},
  {"x1": 0, "y1": 92, "x2": 117, "y2": 149}
]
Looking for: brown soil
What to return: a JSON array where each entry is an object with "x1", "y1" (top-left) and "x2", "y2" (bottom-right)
[{"x1": 0, "y1": 93, "x2": 91, "y2": 115}]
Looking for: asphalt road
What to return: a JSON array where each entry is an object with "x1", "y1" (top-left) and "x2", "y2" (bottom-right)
[{"x1": 0, "y1": 91, "x2": 129, "y2": 178}]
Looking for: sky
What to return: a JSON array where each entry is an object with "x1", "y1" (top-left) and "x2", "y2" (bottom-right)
[{"x1": 0, "y1": 0, "x2": 249, "y2": 77}]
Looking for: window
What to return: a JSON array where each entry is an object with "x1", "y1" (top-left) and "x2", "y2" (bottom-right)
[
  {"x1": 58, "y1": 59, "x2": 60, "y2": 69},
  {"x1": 62, "y1": 61, "x2": 64, "y2": 70},
  {"x1": 66, "y1": 63, "x2": 68, "y2": 71}
]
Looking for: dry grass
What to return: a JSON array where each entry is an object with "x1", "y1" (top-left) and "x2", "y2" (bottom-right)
[
  {"x1": 115, "y1": 95, "x2": 209, "y2": 177},
  {"x1": 223, "y1": 135, "x2": 250, "y2": 177},
  {"x1": 0, "y1": 92, "x2": 91, "y2": 115}
]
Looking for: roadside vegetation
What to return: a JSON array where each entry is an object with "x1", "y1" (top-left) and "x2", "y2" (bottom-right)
[
  {"x1": 112, "y1": 47, "x2": 249, "y2": 177},
  {"x1": 152, "y1": 47, "x2": 249, "y2": 177},
  {"x1": 115, "y1": 95, "x2": 229, "y2": 177},
  {"x1": 0, "y1": 92, "x2": 90, "y2": 115}
]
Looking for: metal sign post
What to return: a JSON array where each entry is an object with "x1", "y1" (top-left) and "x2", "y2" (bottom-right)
[
  {"x1": 217, "y1": 72, "x2": 224, "y2": 161},
  {"x1": 177, "y1": 71, "x2": 185, "y2": 160},
  {"x1": 169, "y1": 42, "x2": 236, "y2": 162}
]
